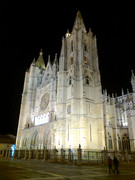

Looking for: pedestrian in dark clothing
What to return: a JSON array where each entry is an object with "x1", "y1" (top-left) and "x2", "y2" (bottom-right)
[
  {"x1": 113, "y1": 156, "x2": 119, "y2": 174},
  {"x1": 108, "y1": 157, "x2": 114, "y2": 174}
]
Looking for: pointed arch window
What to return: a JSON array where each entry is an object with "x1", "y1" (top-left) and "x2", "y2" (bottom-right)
[
  {"x1": 84, "y1": 43, "x2": 87, "y2": 52},
  {"x1": 117, "y1": 136, "x2": 121, "y2": 150},
  {"x1": 122, "y1": 134, "x2": 130, "y2": 151},
  {"x1": 67, "y1": 105, "x2": 71, "y2": 114},
  {"x1": 69, "y1": 76, "x2": 72, "y2": 85},
  {"x1": 84, "y1": 56, "x2": 88, "y2": 64},
  {"x1": 85, "y1": 75, "x2": 89, "y2": 85},
  {"x1": 71, "y1": 41, "x2": 73, "y2": 51},
  {"x1": 71, "y1": 57, "x2": 73, "y2": 65},
  {"x1": 108, "y1": 135, "x2": 113, "y2": 150}
]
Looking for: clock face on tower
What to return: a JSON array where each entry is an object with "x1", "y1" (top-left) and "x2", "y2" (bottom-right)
[{"x1": 40, "y1": 92, "x2": 49, "y2": 112}]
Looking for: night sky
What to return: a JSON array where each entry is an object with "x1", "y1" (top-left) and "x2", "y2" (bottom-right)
[{"x1": 1, "y1": 1, "x2": 135, "y2": 136}]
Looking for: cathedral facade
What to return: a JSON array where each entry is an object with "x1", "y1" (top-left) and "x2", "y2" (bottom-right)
[{"x1": 16, "y1": 12, "x2": 135, "y2": 152}]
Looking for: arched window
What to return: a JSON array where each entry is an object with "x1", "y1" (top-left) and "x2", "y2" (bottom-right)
[
  {"x1": 118, "y1": 136, "x2": 121, "y2": 150},
  {"x1": 67, "y1": 105, "x2": 71, "y2": 114},
  {"x1": 85, "y1": 75, "x2": 89, "y2": 85},
  {"x1": 108, "y1": 134, "x2": 113, "y2": 150},
  {"x1": 69, "y1": 76, "x2": 72, "y2": 85},
  {"x1": 122, "y1": 134, "x2": 130, "y2": 151},
  {"x1": 84, "y1": 43, "x2": 87, "y2": 51},
  {"x1": 84, "y1": 56, "x2": 88, "y2": 64},
  {"x1": 122, "y1": 111, "x2": 128, "y2": 126},
  {"x1": 71, "y1": 41, "x2": 73, "y2": 51},
  {"x1": 71, "y1": 57, "x2": 73, "y2": 65}
]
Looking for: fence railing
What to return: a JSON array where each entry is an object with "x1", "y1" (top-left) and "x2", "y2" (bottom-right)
[
  {"x1": 1, "y1": 147, "x2": 135, "y2": 165},
  {"x1": 82, "y1": 150, "x2": 104, "y2": 164}
]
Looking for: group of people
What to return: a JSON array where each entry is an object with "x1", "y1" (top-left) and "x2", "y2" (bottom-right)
[{"x1": 108, "y1": 156, "x2": 119, "y2": 174}]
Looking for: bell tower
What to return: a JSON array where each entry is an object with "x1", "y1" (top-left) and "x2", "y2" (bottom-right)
[{"x1": 57, "y1": 11, "x2": 104, "y2": 149}]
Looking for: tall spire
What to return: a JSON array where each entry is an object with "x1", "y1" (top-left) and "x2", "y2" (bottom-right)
[
  {"x1": 131, "y1": 70, "x2": 135, "y2": 92},
  {"x1": 72, "y1": 11, "x2": 86, "y2": 32},
  {"x1": 36, "y1": 49, "x2": 45, "y2": 69}
]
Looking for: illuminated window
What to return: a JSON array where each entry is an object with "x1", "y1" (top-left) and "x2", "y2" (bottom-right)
[
  {"x1": 71, "y1": 57, "x2": 73, "y2": 65},
  {"x1": 84, "y1": 56, "x2": 88, "y2": 64},
  {"x1": 122, "y1": 111, "x2": 128, "y2": 126}
]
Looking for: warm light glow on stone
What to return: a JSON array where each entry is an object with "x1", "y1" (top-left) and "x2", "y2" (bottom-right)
[{"x1": 66, "y1": 32, "x2": 70, "y2": 38}]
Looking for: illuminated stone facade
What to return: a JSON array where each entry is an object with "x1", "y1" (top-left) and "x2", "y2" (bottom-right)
[{"x1": 16, "y1": 12, "x2": 135, "y2": 152}]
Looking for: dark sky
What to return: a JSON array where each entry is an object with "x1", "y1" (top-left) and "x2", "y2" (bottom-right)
[{"x1": 1, "y1": 1, "x2": 135, "y2": 135}]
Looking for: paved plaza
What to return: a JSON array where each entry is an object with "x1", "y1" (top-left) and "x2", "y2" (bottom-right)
[{"x1": 0, "y1": 158, "x2": 135, "y2": 179}]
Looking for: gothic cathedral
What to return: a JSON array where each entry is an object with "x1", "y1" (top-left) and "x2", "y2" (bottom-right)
[{"x1": 16, "y1": 11, "x2": 135, "y2": 152}]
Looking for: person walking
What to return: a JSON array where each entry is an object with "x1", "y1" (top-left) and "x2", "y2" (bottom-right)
[
  {"x1": 108, "y1": 157, "x2": 114, "y2": 174},
  {"x1": 113, "y1": 156, "x2": 119, "y2": 174}
]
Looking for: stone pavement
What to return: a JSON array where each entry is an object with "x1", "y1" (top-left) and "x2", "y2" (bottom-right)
[{"x1": 0, "y1": 158, "x2": 135, "y2": 179}]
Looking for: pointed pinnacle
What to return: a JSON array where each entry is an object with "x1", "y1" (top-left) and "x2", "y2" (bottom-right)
[
  {"x1": 48, "y1": 55, "x2": 50, "y2": 61},
  {"x1": 131, "y1": 70, "x2": 135, "y2": 79},
  {"x1": 55, "y1": 53, "x2": 57, "y2": 60},
  {"x1": 39, "y1": 49, "x2": 43, "y2": 56},
  {"x1": 33, "y1": 58, "x2": 36, "y2": 63},
  {"x1": 77, "y1": 10, "x2": 82, "y2": 18},
  {"x1": 122, "y1": 88, "x2": 124, "y2": 96}
]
